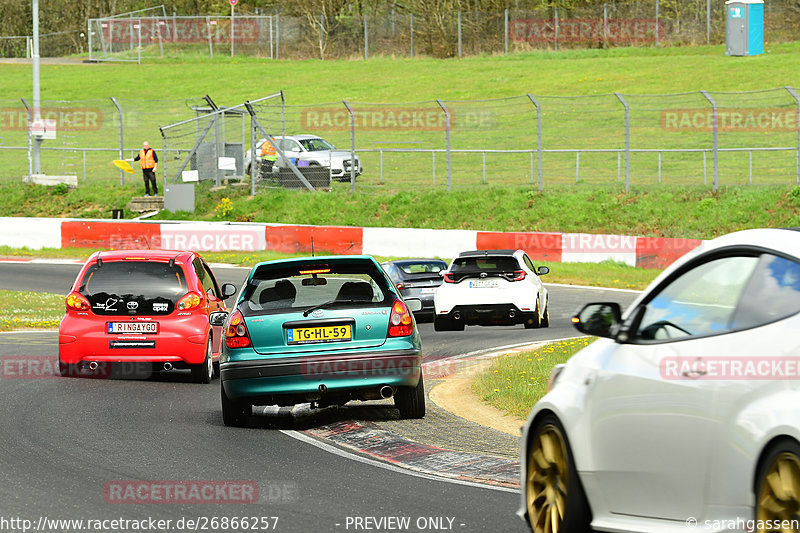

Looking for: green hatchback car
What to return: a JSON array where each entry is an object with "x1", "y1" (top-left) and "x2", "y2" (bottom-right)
[{"x1": 215, "y1": 255, "x2": 425, "y2": 427}]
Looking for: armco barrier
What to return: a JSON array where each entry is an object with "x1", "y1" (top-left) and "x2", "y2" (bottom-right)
[{"x1": 2, "y1": 217, "x2": 703, "y2": 269}]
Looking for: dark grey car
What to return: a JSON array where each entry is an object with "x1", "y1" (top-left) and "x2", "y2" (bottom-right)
[{"x1": 382, "y1": 259, "x2": 448, "y2": 321}]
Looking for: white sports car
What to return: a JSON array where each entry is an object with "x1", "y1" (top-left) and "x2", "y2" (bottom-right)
[
  {"x1": 433, "y1": 249, "x2": 550, "y2": 331},
  {"x1": 519, "y1": 228, "x2": 800, "y2": 533}
]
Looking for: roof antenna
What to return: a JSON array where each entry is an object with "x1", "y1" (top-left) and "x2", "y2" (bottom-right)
[{"x1": 311, "y1": 237, "x2": 315, "y2": 257}]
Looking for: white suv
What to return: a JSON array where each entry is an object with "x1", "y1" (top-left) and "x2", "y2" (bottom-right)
[
  {"x1": 245, "y1": 135, "x2": 362, "y2": 182},
  {"x1": 433, "y1": 249, "x2": 550, "y2": 331}
]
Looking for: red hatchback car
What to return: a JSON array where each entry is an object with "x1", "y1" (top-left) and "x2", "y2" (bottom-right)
[{"x1": 58, "y1": 250, "x2": 237, "y2": 382}]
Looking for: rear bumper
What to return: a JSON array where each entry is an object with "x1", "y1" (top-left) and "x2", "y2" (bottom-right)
[
  {"x1": 438, "y1": 304, "x2": 535, "y2": 326},
  {"x1": 220, "y1": 348, "x2": 421, "y2": 401},
  {"x1": 58, "y1": 315, "x2": 209, "y2": 365}
]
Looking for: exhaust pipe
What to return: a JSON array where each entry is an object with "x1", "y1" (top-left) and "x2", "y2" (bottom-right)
[
  {"x1": 88, "y1": 361, "x2": 99, "y2": 371},
  {"x1": 318, "y1": 384, "x2": 327, "y2": 393},
  {"x1": 453, "y1": 312, "x2": 462, "y2": 321},
  {"x1": 163, "y1": 362, "x2": 173, "y2": 371},
  {"x1": 379, "y1": 385, "x2": 394, "y2": 399},
  {"x1": 509, "y1": 310, "x2": 516, "y2": 318}
]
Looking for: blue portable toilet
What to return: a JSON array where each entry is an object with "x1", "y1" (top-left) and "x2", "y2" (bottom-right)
[{"x1": 726, "y1": 0, "x2": 764, "y2": 56}]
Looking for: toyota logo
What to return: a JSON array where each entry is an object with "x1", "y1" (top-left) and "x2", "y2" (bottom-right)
[{"x1": 127, "y1": 301, "x2": 139, "y2": 310}]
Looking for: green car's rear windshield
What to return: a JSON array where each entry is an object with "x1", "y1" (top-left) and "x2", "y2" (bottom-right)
[{"x1": 240, "y1": 259, "x2": 393, "y2": 316}]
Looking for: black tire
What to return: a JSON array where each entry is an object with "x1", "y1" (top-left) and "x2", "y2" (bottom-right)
[
  {"x1": 525, "y1": 300, "x2": 542, "y2": 329},
  {"x1": 525, "y1": 414, "x2": 591, "y2": 533},
  {"x1": 191, "y1": 341, "x2": 214, "y2": 384},
  {"x1": 541, "y1": 300, "x2": 550, "y2": 328},
  {"x1": 755, "y1": 439, "x2": 800, "y2": 527},
  {"x1": 395, "y1": 374, "x2": 426, "y2": 419},
  {"x1": 221, "y1": 385, "x2": 250, "y2": 427},
  {"x1": 59, "y1": 360, "x2": 80, "y2": 378}
]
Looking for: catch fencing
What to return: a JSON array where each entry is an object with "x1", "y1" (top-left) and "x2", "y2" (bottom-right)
[
  {"x1": 2, "y1": 87, "x2": 800, "y2": 192},
  {"x1": 87, "y1": 7, "x2": 275, "y2": 62}
]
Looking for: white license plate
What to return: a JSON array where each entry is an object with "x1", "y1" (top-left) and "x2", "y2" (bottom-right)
[
  {"x1": 468, "y1": 280, "x2": 498, "y2": 288},
  {"x1": 107, "y1": 322, "x2": 158, "y2": 334},
  {"x1": 420, "y1": 288, "x2": 436, "y2": 294}
]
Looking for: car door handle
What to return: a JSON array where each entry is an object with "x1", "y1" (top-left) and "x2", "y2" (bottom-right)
[{"x1": 681, "y1": 368, "x2": 707, "y2": 378}]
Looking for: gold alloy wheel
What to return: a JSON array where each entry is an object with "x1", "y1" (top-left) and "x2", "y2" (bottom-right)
[
  {"x1": 757, "y1": 452, "x2": 800, "y2": 531},
  {"x1": 527, "y1": 423, "x2": 569, "y2": 533}
]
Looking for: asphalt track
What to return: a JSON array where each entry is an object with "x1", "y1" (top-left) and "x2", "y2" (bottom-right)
[{"x1": 0, "y1": 262, "x2": 639, "y2": 532}]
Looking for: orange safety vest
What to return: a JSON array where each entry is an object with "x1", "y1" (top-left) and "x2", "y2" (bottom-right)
[
  {"x1": 260, "y1": 140, "x2": 277, "y2": 159},
  {"x1": 139, "y1": 148, "x2": 156, "y2": 169}
]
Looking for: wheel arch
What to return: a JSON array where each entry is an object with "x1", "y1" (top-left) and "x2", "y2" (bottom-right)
[{"x1": 752, "y1": 434, "x2": 800, "y2": 494}]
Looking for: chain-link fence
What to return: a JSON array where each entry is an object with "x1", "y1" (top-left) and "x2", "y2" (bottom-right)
[
  {"x1": 3, "y1": 0, "x2": 799, "y2": 59},
  {"x1": 2, "y1": 88, "x2": 799, "y2": 192},
  {"x1": 256, "y1": 1, "x2": 798, "y2": 60},
  {"x1": 87, "y1": 10, "x2": 275, "y2": 62}
]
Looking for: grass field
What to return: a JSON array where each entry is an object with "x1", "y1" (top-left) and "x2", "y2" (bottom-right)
[
  {"x1": 4, "y1": 180, "x2": 798, "y2": 241},
  {"x1": 472, "y1": 337, "x2": 595, "y2": 419},
  {"x1": 0, "y1": 290, "x2": 64, "y2": 331},
  {"x1": 3, "y1": 44, "x2": 800, "y2": 188}
]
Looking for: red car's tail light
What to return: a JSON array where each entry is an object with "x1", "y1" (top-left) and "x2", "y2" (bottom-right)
[
  {"x1": 225, "y1": 310, "x2": 251, "y2": 348},
  {"x1": 388, "y1": 299, "x2": 414, "y2": 338},
  {"x1": 443, "y1": 273, "x2": 455, "y2": 283},
  {"x1": 176, "y1": 292, "x2": 203, "y2": 311},
  {"x1": 511, "y1": 270, "x2": 526, "y2": 281},
  {"x1": 65, "y1": 291, "x2": 90, "y2": 312}
]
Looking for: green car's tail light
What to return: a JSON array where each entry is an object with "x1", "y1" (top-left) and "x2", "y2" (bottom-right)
[
  {"x1": 225, "y1": 310, "x2": 251, "y2": 348},
  {"x1": 65, "y1": 291, "x2": 90, "y2": 312},
  {"x1": 176, "y1": 291, "x2": 203, "y2": 311},
  {"x1": 388, "y1": 299, "x2": 414, "y2": 337}
]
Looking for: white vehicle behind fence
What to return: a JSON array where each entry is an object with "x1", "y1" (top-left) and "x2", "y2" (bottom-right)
[{"x1": 244, "y1": 135, "x2": 362, "y2": 182}]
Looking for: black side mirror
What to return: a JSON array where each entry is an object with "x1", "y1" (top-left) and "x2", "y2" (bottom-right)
[
  {"x1": 209, "y1": 311, "x2": 229, "y2": 327},
  {"x1": 537, "y1": 266, "x2": 550, "y2": 276},
  {"x1": 572, "y1": 302, "x2": 622, "y2": 339},
  {"x1": 221, "y1": 283, "x2": 237, "y2": 299}
]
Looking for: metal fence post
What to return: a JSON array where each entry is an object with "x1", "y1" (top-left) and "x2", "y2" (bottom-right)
[
  {"x1": 250, "y1": 107, "x2": 258, "y2": 196},
  {"x1": 554, "y1": 7, "x2": 559, "y2": 51},
  {"x1": 527, "y1": 94, "x2": 543, "y2": 191},
  {"x1": 603, "y1": 4, "x2": 608, "y2": 43},
  {"x1": 656, "y1": 0, "x2": 660, "y2": 47},
  {"x1": 343, "y1": 101, "x2": 356, "y2": 193},
  {"x1": 160, "y1": 131, "x2": 167, "y2": 194},
  {"x1": 787, "y1": 86, "x2": 800, "y2": 184},
  {"x1": 436, "y1": 99, "x2": 452, "y2": 191},
  {"x1": 615, "y1": 92, "x2": 631, "y2": 192},
  {"x1": 504, "y1": 9, "x2": 509, "y2": 54},
  {"x1": 280, "y1": 90, "x2": 286, "y2": 139},
  {"x1": 707, "y1": 0, "x2": 711, "y2": 45},
  {"x1": 457, "y1": 12, "x2": 462, "y2": 58},
  {"x1": 364, "y1": 15, "x2": 368, "y2": 60},
  {"x1": 320, "y1": 15, "x2": 325, "y2": 60},
  {"x1": 701, "y1": 90, "x2": 719, "y2": 192},
  {"x1": 110, "y1": 97, "x2": 125, "y2": 185},
  {"x1": 21, "y1": 98, "x2": 32, "y2": 182},
  {"x1": 275, "y1": 6, "x2": 280, "y2": 60},
  {"x1": 410, "y1": 14, "x2": 414, "y2": 58}
]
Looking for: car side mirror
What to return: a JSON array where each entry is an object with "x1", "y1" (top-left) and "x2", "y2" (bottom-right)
[
  {"x1": 221, "y1": 283, "x2": 237, "y2": 299},
  {"x1": 404, "y1": 298, "x2": 423, "y2": 313},
  {"x1": 572, "y1": 302, "x2": 622, "y2": 339},
  {"x1": 209, "y1": 311, "x2": 229, "y2": 327},
  {"x1": 537, "y1": 266, "x2": 550, "y2": 276}
]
